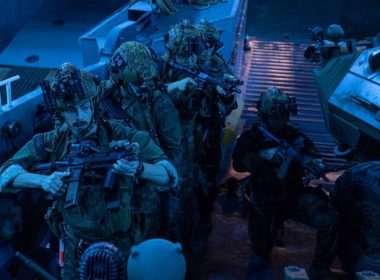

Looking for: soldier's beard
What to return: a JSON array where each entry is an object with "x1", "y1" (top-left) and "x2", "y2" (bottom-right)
[
  {"x1": 67, "y1": 111, "x2": 96, "y2": 137},
  {"x1": 73, "y1": 121, "x2": 87, "y2": 128},
  {"x1": 70, "y1": 120, "x2": 97, "y2": 138}
]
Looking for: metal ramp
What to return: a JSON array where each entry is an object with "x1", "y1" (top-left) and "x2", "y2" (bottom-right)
[{"x1": 240, "y1": 36, "x2": 346, "y2": 168}]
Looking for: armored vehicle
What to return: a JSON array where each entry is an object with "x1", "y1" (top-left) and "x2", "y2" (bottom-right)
[{"x1": 305, "y1": 28, "x2": 380, "y2": 274}]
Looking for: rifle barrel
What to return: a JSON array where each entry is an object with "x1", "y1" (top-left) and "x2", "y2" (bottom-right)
[{"x1": 169, "y1": 60, "x2": 242, "y2": 93}]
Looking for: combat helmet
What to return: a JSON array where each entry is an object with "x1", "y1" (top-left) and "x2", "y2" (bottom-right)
[
  {"x1": 256, "y1": 87, "x2": 297, "y2": 120},
  {"x1": 165, "y1": 19, "x2": 203, "y2": 58},
  {"x1": 40, "y1": 62, "x2": 100, "y2": 111},
  {"x1": 109, "y1": 41, "x2": 159, "y2": 87},
  {"x1": 195, "y1": 19, "x2": 223, "y2": 51},
  {"x1": 326, "y1": 24, "x2": 344, "y2": 42}
]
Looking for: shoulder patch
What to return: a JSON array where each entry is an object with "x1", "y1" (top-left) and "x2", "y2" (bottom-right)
[
  {"x1": 32, "y1": 130, "x2": 59, "y2": 154},
  {"x1": 112, "y1": 53, "x2": 127, "y2": 71},
  {"x1": 32, "y1": 133, "x2": 45, "y2": 153}
]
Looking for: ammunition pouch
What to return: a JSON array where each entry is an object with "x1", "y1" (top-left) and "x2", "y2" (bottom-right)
[{"x1": 58, "y1": 180, "x2": 140, "y2": 254}]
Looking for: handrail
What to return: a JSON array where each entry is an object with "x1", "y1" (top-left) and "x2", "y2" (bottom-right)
[{"x1": 0, "y1": 75, "x2": 20, "y2": 113}]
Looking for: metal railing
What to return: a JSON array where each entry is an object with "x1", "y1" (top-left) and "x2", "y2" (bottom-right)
[{"x1": 0, "y1": 75, "x2": 20, "y2": 113}]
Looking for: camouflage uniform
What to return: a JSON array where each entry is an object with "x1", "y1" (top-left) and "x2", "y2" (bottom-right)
[
  {"x1": 161, "y1": 21, "x2": 204, "y2": 248},
  {"x1": 104, "y1": 41, "x2": 182, "y2": 241},
  {"x1": 195, "y1": 20, "x2": 238, "y2": 227},
  {"x1": 0, "y1": 65, "x2": 176, "y2": 279},
  {"x1": 232, "y1": 88, "x2": 338, "y2": 278}
]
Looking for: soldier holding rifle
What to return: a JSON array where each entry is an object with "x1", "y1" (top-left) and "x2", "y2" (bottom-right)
[
  {"x1": 0, "y1": 63, "x2": 177, "y2": 280},
  {"x1": 232, "y1": 87, "x2": 338, "y2": 280}
]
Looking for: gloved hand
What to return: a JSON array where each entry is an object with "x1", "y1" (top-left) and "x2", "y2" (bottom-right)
[
  {"x1": 223, "y1": 73, "x2": 236, "y2": 81},
  {"x1": 309, "y1": 158, "x2": 325, "y2": 176},
  {"x1": 258, "y1": 147, "x2": 280, "y2": 161},
  {"x1": 103, "y1": 78, "x2": 115, "y2": 91},
  {"x1": 167, "y1": 77, "x2": 196, "y2": 93},
  {"x1": 216, "y1": 85, "x2": 229, "y2": 97},
  {"x1": 302, "y1": 156, "x2": 326, "y2": 178},
  {"x1": 218, "y1": 74, "x2": 240, "y2": 97}
]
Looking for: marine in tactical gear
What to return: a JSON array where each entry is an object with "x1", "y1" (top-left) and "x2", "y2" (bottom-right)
[
  {"x1": 104, "y1": 40, "x2": 182, "y2": 241},
  {"x1": 194, "y1": 19, "x2": 238, "y2": 231},
  {"x1": 161, "y1": 19, "x2": 204, "y2": 250},
  {"x1": 164, "y1": 19, "x2": 204, "y2": 68},
  {"x1": 0, "y1": 63, "x2": 177, "y2": 280},
  {"x1": 232, "y1": 87, "x2": 338, "y2": 280},
  {"x1": 106, "y1": 41, "x2": 182, "y2": 172},
  {"x1": 196, "y1": 19, "x2": 224, "y2": 64}
]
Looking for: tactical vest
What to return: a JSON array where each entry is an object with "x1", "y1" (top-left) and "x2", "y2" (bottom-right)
[{"x1": 42, "y1": 123, "x2": 141, "y2": 249}]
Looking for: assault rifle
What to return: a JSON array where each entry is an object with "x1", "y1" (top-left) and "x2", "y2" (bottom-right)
[
  {"x1": 168, "y1": 60, "x2": 244, "y2": 94},
  {"x1": 33, "y1": 140, "x2": 139, "y2": 210},
  {"x1": 257, "y1": 125, "x2": 329, "y2": 185}
]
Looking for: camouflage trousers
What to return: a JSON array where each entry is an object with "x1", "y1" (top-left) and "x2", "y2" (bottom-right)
[
  {"x1": 159, "y1": 191, "x2": 182, "y2": 242},
  {"x1": 132, "y1": 183, "x2": 162, "y2": 240},
  {"x1": 178, "y1": 181, "x2": 199, "y2": 253},
  {"x1": 133, "y1": 181, "x2": 186, "y2": 243},
  {"x1": 176, "y1": 136, "x2": 200, "y2": 252},
  {"x1": 248, "y1": 187, "x2": 338, "y2": 269},
  {"x1": 195, "y1": 121, "x2": 223, "y2": 224}
]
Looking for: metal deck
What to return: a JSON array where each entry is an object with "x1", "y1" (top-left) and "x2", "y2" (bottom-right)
[{"x1": 239, "y1": 36, "x2": 347, "y2": 168}]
